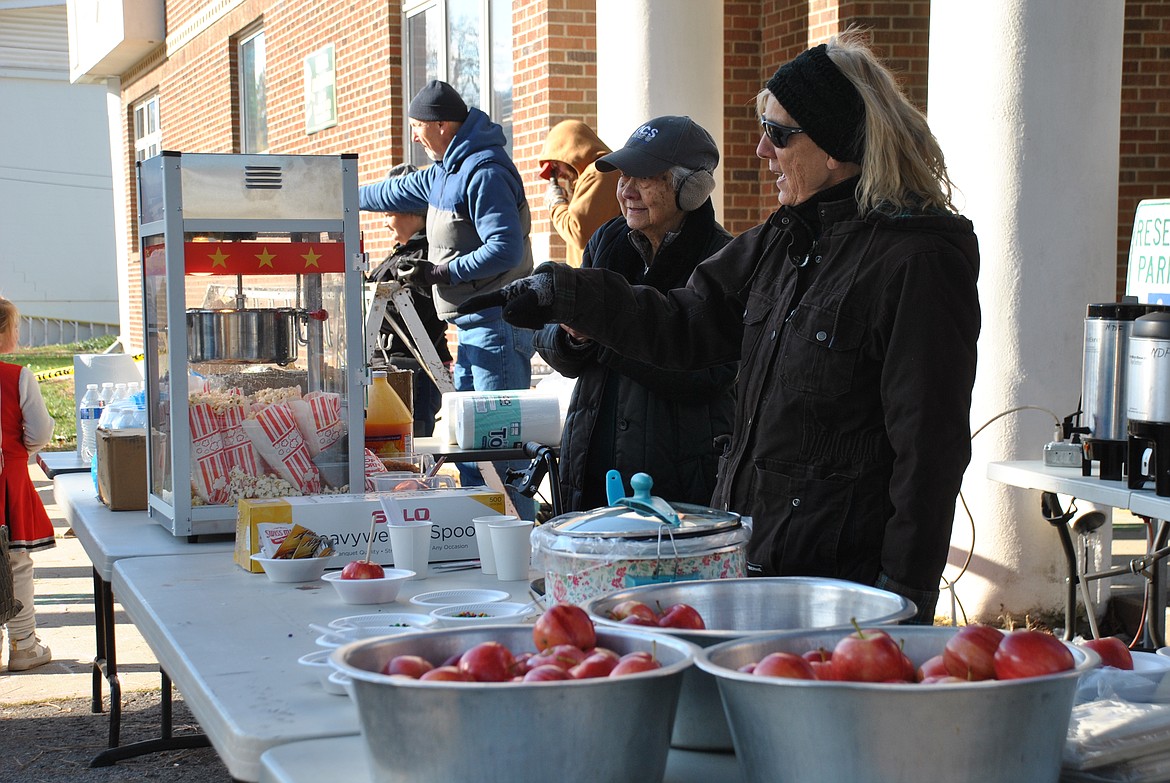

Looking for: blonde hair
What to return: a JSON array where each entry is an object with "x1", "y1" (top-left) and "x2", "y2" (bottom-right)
[
  {"x1": 826, "y1": 30, "x2": 956, "y2": 213},
  {"x1": 0, "y1": 297, "x2": 17, "y2": 341},
  {"x1": 758, "y1": 30, "x2": 957, "y2": 214}
]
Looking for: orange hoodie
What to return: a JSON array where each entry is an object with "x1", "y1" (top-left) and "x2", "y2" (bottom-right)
[{"x1": 539, "y1": 120, "x2": 622, "y2": 267}]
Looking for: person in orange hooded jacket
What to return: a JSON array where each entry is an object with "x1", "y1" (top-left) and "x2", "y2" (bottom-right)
[{"x1": 538, "y1": 120, "x2": 622, "y2": 268}]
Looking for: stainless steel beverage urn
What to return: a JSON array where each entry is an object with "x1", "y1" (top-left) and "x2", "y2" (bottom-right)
[
  {"x1": 1081, "y1": 303, "x2": 1162, "y2": 479},
  {"x1": 1127, "y1": 311, "x2": 1170, "y2": 495}
]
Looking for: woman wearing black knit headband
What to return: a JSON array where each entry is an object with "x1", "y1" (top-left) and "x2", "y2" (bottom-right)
[{"x1": 460, "y1": 30, "x2": 981, "y2": 624}]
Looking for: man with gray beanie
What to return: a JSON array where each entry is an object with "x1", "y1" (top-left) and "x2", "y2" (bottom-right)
[
  {"x1": 460, "y1": 32, "x2": 981, "y2": 622},
  {"x1": 360, "y1": 80, "x2": 536, "y2": 519}
]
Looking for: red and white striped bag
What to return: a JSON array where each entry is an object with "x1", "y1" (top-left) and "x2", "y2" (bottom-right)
[{"x1": 243, "y1": 401, "x2": 321, "y2": 494}]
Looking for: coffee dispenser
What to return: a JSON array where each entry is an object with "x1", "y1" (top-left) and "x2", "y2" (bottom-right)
[
  {"x1": 1081, "y1": 303, "x2": 1165, "y2": 479},
  {"x1": 1127, "y1": 311, "x2": 1170, "y2": 496}
]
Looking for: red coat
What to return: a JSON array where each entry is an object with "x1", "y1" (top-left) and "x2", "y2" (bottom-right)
[{"x1": 1, "y1": 361, "x2": 54, "y2": 550}]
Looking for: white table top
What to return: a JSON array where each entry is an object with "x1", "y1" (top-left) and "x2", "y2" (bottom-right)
[
  {"x1": 55, "y1": 472, "x2": 234, "y2": 581},
  {"x1": 111, "y1": 552, "x2": 534, "y2": 782},
  {"x1": 258, "y1": 735, "x2": 745, "y2": 783},
  {"x1": 986, "y1": 459, "x2": 1136, "y2": 509}
]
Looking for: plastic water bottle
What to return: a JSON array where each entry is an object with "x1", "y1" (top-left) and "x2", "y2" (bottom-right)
[
  {"x1": 99, "y1": 382, "x2": 116, "y2": 406},
  {"x1": 78, "y1": 384, "x2": 103, "y2": 463},
  {"x1": 112, "y1": 382, "x2": 128, "y2": 403}
]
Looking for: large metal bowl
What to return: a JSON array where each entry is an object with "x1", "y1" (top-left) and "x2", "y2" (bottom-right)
[
  {"x1": 331, "y1": 624, "x2": 697, "y2": 783},
  {"x1": 695, "y1": 626, "x2": 1096, "y2": 783},
  {"x1": 585, "y1": 577, "x2": 916, "y2": 750}
]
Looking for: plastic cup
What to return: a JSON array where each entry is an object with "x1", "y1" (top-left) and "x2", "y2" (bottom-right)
[
  {"x1": 388, "y1": 522, "x2": 434, "y2": 580},
  {"x1": 488, "y1": 519, "x2": 534, "y2": 582},
  {"x1": 473, "y1": 515, "x2": 518, "y2": 575}
]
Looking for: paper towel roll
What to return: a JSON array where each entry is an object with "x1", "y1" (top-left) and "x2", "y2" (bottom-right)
[
  {"x1": 454, "y1": 394, "x2": 563, "y2": 449},
  {"x1": 441, "y1": 389, "x2": 555, "y2": 445}
]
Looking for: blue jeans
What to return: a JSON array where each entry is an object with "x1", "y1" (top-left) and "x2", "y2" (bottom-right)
[{"x1": 454, "y1": 319, "x2": 537, "y2": 520}]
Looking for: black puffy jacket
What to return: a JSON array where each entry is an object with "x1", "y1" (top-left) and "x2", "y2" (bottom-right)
[
  {"x1": 534, "y1": 199, "x2": 736, "y2": 512},
  {"x1": 545, "y1": 188, "x2": 980, "y2": 621}
]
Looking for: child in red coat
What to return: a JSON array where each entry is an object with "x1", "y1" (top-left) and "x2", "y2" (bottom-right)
[{"x1": 0, "y1": 297, "x2": 54, "y2": 671}]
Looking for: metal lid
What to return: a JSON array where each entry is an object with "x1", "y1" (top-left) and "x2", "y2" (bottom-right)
[
  {"x1": 1086, "y1": 302, "x2": 1170, "y2": 320},
  {"x1": 1133, "y1": 311, "x2": 1170, "y2": 340}
]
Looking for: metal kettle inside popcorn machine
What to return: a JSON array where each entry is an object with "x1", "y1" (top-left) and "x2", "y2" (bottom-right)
[{"x1": 136, "y1": 152, "x2": 366, "y2": 537}]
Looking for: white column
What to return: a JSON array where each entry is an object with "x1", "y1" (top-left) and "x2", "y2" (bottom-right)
[
  {"x1": 929, "y1": 1, "x2": 1125, "y2": 621},
  {"x1": 595, "y1": 0, "x2": 724, "y2": 216}
]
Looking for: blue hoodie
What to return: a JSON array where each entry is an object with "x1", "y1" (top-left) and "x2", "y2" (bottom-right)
[{"x1": 359, "y1": 108, "x2": 534, "y2": 325}]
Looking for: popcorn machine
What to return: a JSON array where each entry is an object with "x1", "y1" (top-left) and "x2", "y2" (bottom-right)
[{"x1": 136, "y1": 152, "x2": 366, "y2": 537}]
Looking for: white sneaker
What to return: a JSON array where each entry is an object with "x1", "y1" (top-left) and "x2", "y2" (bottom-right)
[{"x1": 8, "y1": 634, "x2": 51, "y2": 672}]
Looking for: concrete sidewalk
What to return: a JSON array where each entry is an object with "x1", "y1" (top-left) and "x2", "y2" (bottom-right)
[{"x1": 0, "y1": 461, "x2": 162, "y2": 706}]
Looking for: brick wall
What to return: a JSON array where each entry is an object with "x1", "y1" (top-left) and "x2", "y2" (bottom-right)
[
  {"x1": 513, "y1": 0, "x2": 599, "y2": 264},
  {"x1": 1119, "y1": 0, "x2": 1170, "y2": 297}
]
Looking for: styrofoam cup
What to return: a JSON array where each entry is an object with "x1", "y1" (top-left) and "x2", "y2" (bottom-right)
[
  {"x1": 488, "y1": 519, "x2": 534, "y2": 582},
  {"x1": 473, "y1": 515, "x2": 518, "y2": 575},
  {"x1": 388, "y1": 522, "x2": 434, "y2": 580}
]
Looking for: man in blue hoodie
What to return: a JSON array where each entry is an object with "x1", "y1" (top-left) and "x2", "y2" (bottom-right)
[{"x1": 360, "y1": 80, "x2": 536, "y2": 518}]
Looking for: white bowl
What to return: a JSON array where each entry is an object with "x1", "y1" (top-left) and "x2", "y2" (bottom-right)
[
  {"x1": 322, "y1": 569, "x2": 414, "y2": 605},
  {"x1": 328, "y1": 613, "x2": 436, "y2": 631},
  {"x1": 328, "y1": 669, "x2": 354, "y2": 698},
  {"x1": 428, "y1": 601, "x2": 537, "y2": 628},
  {"x1": 251, "y1": 554, "x2": 329, "y2": 583},
  {"x1": 315, "y1": 623, "x2": 428, "y2": 649},
  {"x1": 298, "y1": 649, "x2": 347, "y2": 694}
]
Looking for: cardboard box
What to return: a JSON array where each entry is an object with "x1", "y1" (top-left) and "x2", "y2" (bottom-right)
[
  {"x1": 234, "y1": 486, "x2": 506, "y2": 572},
  {"x1": 96, "y1": 427, "x2": 148, "y2": 511}
]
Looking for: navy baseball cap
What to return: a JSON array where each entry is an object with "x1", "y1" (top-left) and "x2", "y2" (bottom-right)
[{"x1": 595, "y1": 116, "x2": 719, "y2": 177}]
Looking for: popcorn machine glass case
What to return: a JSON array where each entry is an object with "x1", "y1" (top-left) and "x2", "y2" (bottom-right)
[{"x1": 137, "y1": 152, "x2": 365, "y2": 537}]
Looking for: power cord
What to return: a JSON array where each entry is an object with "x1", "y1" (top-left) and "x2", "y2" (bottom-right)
[{"x1": 942, "y1": 405, "x2": 1064, "y2": 626}]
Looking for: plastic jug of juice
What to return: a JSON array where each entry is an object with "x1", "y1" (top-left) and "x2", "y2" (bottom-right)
[{"x1": 365, "y1": 370, "x2": 413, "y2": 467}]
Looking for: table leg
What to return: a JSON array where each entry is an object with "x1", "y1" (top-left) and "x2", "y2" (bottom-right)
[
  {"x1": 91, "y1": 567, "x2": 124, "y2": 749},
  {"x1": 1144, "y1": 520, "x2": 1170, "y2": 650},
  {"x1": 91, "y1": 568, "x2": 105, "y2": 714},
  {"x1": 90, "y1": 668, "x2": 211, "y2": 767}
]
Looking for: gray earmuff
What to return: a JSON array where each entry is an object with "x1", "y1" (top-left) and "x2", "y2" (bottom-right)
[{"x1": 676, "y1": 169, "x2": 716, "y2": 211}]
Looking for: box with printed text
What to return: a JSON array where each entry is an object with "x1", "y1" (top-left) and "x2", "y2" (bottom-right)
[{"x1": 234, "y1": 486, "x2": 505, "y2": 572}]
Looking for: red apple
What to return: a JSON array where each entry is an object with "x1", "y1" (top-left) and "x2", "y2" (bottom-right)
[
  {"x1": 916, "y1": 654, "x2": 949, "y2": 682},
  {"x1": 609, "y1": 600, "x2": 658, "y2": 624},
  {"x1": 810, "y1": 660, "x2": 838, "y2": 680},
  {"x1": 510, "y1": 652, "x2": 535, "y2": 677},
  {"x1": 570, "y1": 649, "x2": 620, "y2": 679},
  {"x1": 340, "y1": 559, "x2": 385, "y2": 579},
  {"x1": 1081, "y1": 637, "x2": 1134, "y2": 670},
  {"x1": 921, "y1": 674, "x2": 968, "y2": 684},
  {"x1": 523, "y1": 664, "x2": 572, "y2": 682},
  {"x1": 528, "y1": 644, "x2": 587, "y2": 671},
  {"x1": 419, "y1": 666, "x2": 473, "y2": 682},
  {"x1": 993, "y1": 630, "x2": 1075, "y2": 680},
  {"x1": 619, "y1": 615, "x2": 658, "y2": 626},
  {"x1": 533, "y1": 604, "x2": 596, "y2": 652},
  {"x1": 737, "y1": 662, "x2": 757, "y2": 674},
  {"x1": 801, "y1": 647, "x2": 832, "y2": 664},
  {"x1": 832, "y1": 626, "x2": 907, "y2": 682},
  {"x1": 657, "y1": 603, "x2": 706, "y2": 630},
  {"x1": 943, "y1": 624, "x2": 1003, "y2": 681},
  {"x1": 458, "y1": 641, "x2": 516, "y2": 683},
  {"x1": 753, "y1": 652, "x2": 816, "y2": 680},
  {"x1": 382, "y1": 654, "x2": 434, "y2": 678},
  {"x1": 609, "y1": 652, "x2": 661, "y2": 677}
]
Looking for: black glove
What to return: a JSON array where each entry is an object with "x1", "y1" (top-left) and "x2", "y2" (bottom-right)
[
  {"x1": 456, "y1": 271, "x2": 556, "y2": 329},
  {"x1": 394, "y1": 257, "x2": 450, "y2": 290}
]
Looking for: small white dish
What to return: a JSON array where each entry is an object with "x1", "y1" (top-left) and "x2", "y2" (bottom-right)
[
  {"x1": 298, "y1": 649, "x2": 343, "y2": 693},
  {"x1": 429, "y1": 601, "x2": 538, "y2": 628},
  {"x1": 410, "y1": 588, "x2": 511, "y2": 607},
  {"x1": 322, "y1": 569, "x2": 414, "y2": 605},
  {"x1": 1132, "y1": 651, "x2": 1170, "y2": 680},
  {"x1": 327, "y1": 613, "x2": 435, "y2": 631},
  {"x1": 315, "y1": 623, "x2": 427, "y2": 649},
  {"x1": 251, "y1": 554, "x2": 329, "y2": 584},
  {"x1": 328, "y1": 670, "x2": 354, "y2": 698}
]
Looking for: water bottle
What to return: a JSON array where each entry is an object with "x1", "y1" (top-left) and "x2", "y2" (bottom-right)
[
  {"x1": 78, "y1": 384, "x2": 103, "y2": 463},
  {"x1": 99, "y1": 382, "x2": 116, "y2": 406},
  {"x1": 112, "y1": 382, "x2": 128, "y2": 403}
]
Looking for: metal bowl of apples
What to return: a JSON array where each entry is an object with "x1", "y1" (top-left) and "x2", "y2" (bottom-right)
[
  {"x1": 330, "y1": 622, "x2": 697, "y2": 783},
  {"x1": 694, "y1": 625, "x2": 1096, "y2": 783},
  {"x1": 585, "y1": 576, "x2": 917, "y2": 751}
]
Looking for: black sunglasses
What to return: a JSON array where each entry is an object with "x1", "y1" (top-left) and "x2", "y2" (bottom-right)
[{"x1": 760, "y1": 119, "x2": 806, "y2": 148}]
